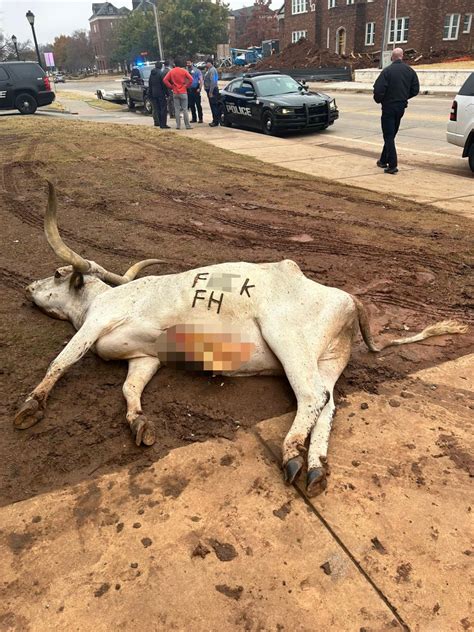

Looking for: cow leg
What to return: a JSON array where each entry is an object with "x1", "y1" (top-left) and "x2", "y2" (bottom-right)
[
  {"x1": 306, "y1": 342, "x2": 351, "y2": 497},
  {"x1": 259, "y1": 322, "x2": 330, "y2": 484},
  {"x1": 123, "y1": 356, "x2": 161, "y2": 446},
  {"x1": 14, "y1": 322, "x2": 103, "y2": 429}
]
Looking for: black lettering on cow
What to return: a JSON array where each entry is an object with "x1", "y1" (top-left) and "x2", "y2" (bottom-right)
[
  {"x1": 192, "y1": 272, "x2": 210, "y2": 288},
  {"x1": 192, "y1": 289, "x2": 207, "y2": 308},
  {"x1": 240, "y1": 278, "x2": 255, "y2": 298},
  {"x1": 208, "y1": 291, "x2": 224, "y2": 314}
]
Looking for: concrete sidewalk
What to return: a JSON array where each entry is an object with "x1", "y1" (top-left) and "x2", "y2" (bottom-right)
[
  {"x1": 309, "y1": 81, "x2": 460, "y2": 97},
  {"x1": 1, "y1": 355, "x2": 472, "y2": 631}
]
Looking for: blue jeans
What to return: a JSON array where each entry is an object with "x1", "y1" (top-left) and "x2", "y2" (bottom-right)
[{"x1": 380, "y1": 102, "x2": 406, "y2": 168}]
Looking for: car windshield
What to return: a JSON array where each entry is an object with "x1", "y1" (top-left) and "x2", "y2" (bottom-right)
[
  {"x1": 256, "y1": 75, "x2": 301, "y2": 97},
  {"x1": 140, "y1": 67, "x2": 153, "y2": 81}
]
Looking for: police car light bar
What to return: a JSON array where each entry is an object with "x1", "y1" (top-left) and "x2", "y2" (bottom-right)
[{"x1": 243, "y1": 71, "x2": 281, "y2": 78}]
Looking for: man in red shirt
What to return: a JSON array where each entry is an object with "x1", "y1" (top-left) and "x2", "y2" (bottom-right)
[{"x1": 163, "y1": 58, "x2": 194, "y2": 130}]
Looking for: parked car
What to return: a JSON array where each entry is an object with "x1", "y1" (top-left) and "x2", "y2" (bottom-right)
[
  {"x1": 96, "y1": 87, "x2": 126, "y2": 103},
  {"x1": 121, "y1": 64, "x2": 155, "y2": 115},
  {"x1": 447, "y1": 72, "x2": 474, "y2": 172},
  {"x1": 0, "y1": 61, "x2": 55, "y2": 114},
  {"x1": 54, "y1": 73, "x2": 66, "y2": 83},
  {"x1": 219, "y1": 71, "x2": 338, "y2": 135}
]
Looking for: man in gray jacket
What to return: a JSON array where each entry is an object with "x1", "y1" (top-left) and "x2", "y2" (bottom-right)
[
  {"x1": 204, "y1": 58, "x2": 220, "y2": 127},
  {"x1": 373, "y1": 48, "x2": 420, "y2": 174}
]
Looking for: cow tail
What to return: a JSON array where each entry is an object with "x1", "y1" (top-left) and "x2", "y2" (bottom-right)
[{"x1": 351, "y1": 296, "x2": 468, "y2": 353}]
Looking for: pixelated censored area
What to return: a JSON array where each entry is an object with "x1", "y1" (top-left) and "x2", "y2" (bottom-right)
[{"x1": 157, "y1": 324, "x2": 256, "y2": 372}]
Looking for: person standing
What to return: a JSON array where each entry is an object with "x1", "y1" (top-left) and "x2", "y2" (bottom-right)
[
  {"x1": 204, "y1": 58, "x2": 220, "y2": 127},
  {"x1": 163, "y1": 60, "x2": 175, "y2": 119},
  {"x1": 163, "y1": 57, "x2": 194, "y2": 130},
  {"x1": 186, "y1": 59, "x2": 203, "y2": 124},
  {"x1": 373, "y1": 47, "x2": 419, "y2": 174},
  {"x1": 148, "y1": 61, "x2": 170, "y2": 129}
]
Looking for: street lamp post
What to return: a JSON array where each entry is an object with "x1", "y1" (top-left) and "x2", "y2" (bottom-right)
[
  {"x1": 145, "y1": 0, "x2": 164, "y2": 61},
  {"x1": 26, "y1": 10, "x2": 43, "y2": 68},
  {"x1": 11, "y1": 35, "x2": 20, "y2": 61}
]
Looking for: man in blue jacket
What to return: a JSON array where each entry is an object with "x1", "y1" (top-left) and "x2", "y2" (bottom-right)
[
  {"x1": 186, "y1": 59, "x2": 204, "y2": 124},
  {"x1": 373, "y1": 48, "x2": 420, "y2": 174}
]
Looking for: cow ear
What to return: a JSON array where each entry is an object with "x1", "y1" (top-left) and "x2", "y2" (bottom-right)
[{"x1": 69, "y1": 272, "x2": 84, "y2": 290}]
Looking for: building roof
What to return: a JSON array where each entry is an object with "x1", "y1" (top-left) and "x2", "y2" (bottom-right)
[{"x1": 90, "y1": 2, "x2": 130, "y2": 19}]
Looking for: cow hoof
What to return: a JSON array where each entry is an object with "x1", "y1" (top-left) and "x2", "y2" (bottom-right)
[
  {"x1": 306, "y1": 467, "x2": 327, "y2": 497},
  {"x1": 131, "y1": 416, "x2": 156, "y2": 447},
  {"x1": 283, "y1": 456, "x2": 304, "y2": 485},
  {"x1": 14, "y1": 398, "x2": 44, "y2": 429}
]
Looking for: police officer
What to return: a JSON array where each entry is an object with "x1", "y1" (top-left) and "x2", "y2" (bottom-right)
[
  {"x1": 204, "y1": 58, "x2": 220, "y2": 127},
  {"x1": 148, "y1": 61, "x2": 170, "y2": 129},
  {"x1": 373, "y1": 48, "x2": 419, "y2": 174},
  {"x1": 186, "y1": 59, "x2": 203, "y2": 124}
]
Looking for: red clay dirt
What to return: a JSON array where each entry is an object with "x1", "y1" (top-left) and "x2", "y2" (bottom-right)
[{"x1": 0, "y1": 117, "x2": 472, "y2": 508}]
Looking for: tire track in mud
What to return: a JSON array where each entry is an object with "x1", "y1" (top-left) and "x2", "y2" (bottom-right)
[{"x1": 0, "y1": 266, "x2": 31, "y2": 291}]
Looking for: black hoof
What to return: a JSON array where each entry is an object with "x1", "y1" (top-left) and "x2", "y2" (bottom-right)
[
  {"x1": 283, "y1": 456, "x2": 304, "y2": 485},
  {"x1": 306, "y1": 467, "x2": 327, "y2": 497}
]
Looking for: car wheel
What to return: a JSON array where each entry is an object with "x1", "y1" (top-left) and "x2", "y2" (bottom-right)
[
  {"x1": 143, "y1": 96, "x2": 153, "y2": 116},
  {"x1": 15, "y1": 93, "x2": 37, "y2": 115},
  {"x1": 469, "y1": 144, "x2": 474, "y2": 173},
  {"x1": 262, "y1": 110, "x2": 276, "y2": 135},
  {"x1": 125, "y1": 92, "x2": 135, "y2": 110},
  {"x1": 220, "y1": 105, "x2": 232, "y2": 127}
]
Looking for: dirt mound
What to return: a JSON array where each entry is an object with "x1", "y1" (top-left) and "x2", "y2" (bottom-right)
[
  {"x1": 250, "y1": 39, "x2": 474, "y2": 72},
  {"x1": 0, "y1": 117, "x2": 472, "y2": 507}
]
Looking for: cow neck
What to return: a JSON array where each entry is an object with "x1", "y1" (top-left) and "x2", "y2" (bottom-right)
[{"x1": 69, "y1": 277, "x2": 110, "y2": 330}]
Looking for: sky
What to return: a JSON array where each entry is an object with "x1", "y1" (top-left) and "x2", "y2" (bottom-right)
[{"x1": 1, "y1": 0, "x2": 279, "y2": 46}]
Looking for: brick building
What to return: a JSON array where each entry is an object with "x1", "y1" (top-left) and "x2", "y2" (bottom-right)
[
  {"x1": 229, "y1": 4, "x2": 279, "y2": 48},
  {"x1": 280, "y1": 0, "x2": 473, "y2": 55},
  {"x1": 89, "y1": 2, "x2": 130, "y2": 72}
]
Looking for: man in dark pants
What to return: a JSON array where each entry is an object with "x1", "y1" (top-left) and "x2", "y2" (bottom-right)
[
  {"x1": 204, "y1": 58, "x2": 220, "y2": 127},
  {"x1": 373, "y1": 48, "x2": 419, "y2": 174},
  {"x1": 186, "y1": 59, "x2": 203, "y2": 123},
  {"x1": 148, "y1": 61, "x2": 170, "y2": 129}
]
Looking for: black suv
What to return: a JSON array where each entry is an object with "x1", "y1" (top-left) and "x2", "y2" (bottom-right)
[
  {"x1": 220, "y1": 71, "x2": 339, "y2": 135},
  {"x1": 0, "y1": 61, "x2": 55, "y2": 114}
]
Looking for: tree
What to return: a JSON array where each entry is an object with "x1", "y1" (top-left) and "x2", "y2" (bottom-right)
[
  {"x1": 110, "y1": 0, "x2": 229, "y2": 63},
  {"x1": 52, "y1": 31, "x2": 94, "y2": 72},
  {"x1": 240, "y1": 0, "x2": 278, "y2": 49},
  {"x1": 0, "y1": 35, "x2": 37, "y2": 62}
]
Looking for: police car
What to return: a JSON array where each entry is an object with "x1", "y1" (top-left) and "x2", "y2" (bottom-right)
[{"x1": 219, "y1": 71, "x2": 338, "y2": 134}]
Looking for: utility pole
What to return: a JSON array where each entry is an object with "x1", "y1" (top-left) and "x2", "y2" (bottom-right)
[
  {"x1": 145, "y1": 0, "x2": 164, "y2": 61},
  {"x1": 380, "y1": 0, "x2": 393, "y2": 68}
]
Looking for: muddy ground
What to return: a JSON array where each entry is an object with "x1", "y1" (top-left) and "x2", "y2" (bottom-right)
[{"x1": 0, "y1": 117, "x2": 472, "y2": 508}]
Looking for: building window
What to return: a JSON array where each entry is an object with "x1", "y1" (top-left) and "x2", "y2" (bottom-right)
[
  {"x1": 389, "y1": 17, "x2": 409, "y2": 44},
  {"x1": 365, "y1": 22, "x2": 375, "y2": 45},
  {"x1": 443, "y1": 14, "x2": 461, "y2": 40},
  {"x1": 292, "y1": 0, "x2": 307, "y2": 15},
  {"x1": 463, "y1": 14, "x2": 472, "y2": 34},
  {"x1": 292, "y1": 30, "x2": 308, "y2": 43},
  {"x1": 347, "y1": 0, "x2": 354, "y2": 4},
  {"x1": 328, "y1": 0, "x2": 336, "y2": 8}
]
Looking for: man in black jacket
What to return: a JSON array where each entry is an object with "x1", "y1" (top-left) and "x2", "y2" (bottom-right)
[
  {"x1": 373, "y1": 48, "x2": 419, "y2": 174},
  {"x1": 148, "y1": 62, "x2": 170, "y2": 129}
]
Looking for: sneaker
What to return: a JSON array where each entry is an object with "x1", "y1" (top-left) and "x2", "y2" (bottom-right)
[
  {"x1": 384, "y1": 166, "x2": 399, "y2": 174},
  {"x1": 191, "y1": 119, "x2": 197, "y2": 123},
  {"x1": 209, "y1": 122, "x2": 219, "y2": 127},
  {"x1": 186, "y1": 126, "x2": 193, "y2": 130},
  {"x1": 376, "y1": 160, "x2": 387, "y2": 168},
  {"x1": 176, "y1": 127, "x2": 181, "y2": 130},
  {"x1": 160, "y1": 125, "x2": 171, "y2": 129},
  {"x1": 198, "y1": 120, "x2": 203, "y2": 124}
]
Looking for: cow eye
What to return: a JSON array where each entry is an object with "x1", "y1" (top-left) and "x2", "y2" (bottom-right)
[{"x1": 54, "y1": 270, "x2": 62, "y2": 279}]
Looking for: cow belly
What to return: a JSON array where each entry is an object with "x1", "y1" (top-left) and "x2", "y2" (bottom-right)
[{"x1": 157, "y1": 322, "x2": 282, "y2": 376}]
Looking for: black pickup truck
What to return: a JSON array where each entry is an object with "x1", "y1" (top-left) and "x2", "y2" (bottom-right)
[{"x1": 121, "y1": 65, "x2": 154, "y2": 114}]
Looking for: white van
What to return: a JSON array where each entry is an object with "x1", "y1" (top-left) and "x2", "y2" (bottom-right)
[{"x1": 447, "y1": 72, "x2": 474, "y2": 172}]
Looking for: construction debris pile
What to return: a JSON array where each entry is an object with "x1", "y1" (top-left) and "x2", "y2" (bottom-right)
[{"x1": 248, "y1": 39, "x2": 474, "y2": 72}]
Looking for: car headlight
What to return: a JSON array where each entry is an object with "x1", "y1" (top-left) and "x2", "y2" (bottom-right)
[
  {"x1": 281, "y1": 108, "x2": 293, "y2": 115},
  {"x1": 329, "y1": 99, "x2": 337, "y2": 110}
]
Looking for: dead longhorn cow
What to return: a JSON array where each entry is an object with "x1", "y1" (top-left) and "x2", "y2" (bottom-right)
[{"x1": 15, "y1": 182, "x2": 468, "y2": 496}]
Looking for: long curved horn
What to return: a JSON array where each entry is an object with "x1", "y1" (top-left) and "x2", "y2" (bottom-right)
[
  {"x1": 99, "y1": 259, "x2": 164, "y2": 285},
  {"x1": 45, "y1": 181, "x2": 90, "y2": 274}
]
